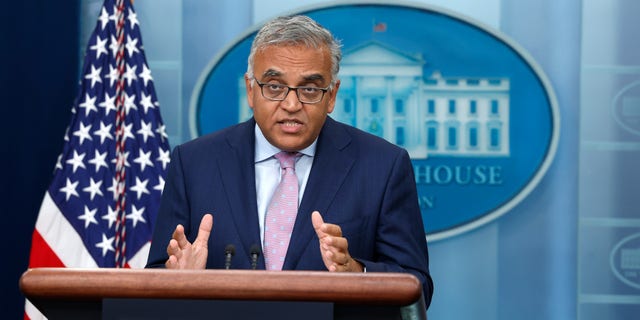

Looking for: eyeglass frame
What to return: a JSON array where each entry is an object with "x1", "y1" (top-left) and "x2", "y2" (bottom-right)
[{"x1": 253, "y1": 78, "x2": 331, "y2": 104}]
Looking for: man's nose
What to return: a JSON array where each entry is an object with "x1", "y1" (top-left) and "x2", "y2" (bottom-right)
[{"x1": 280, "y1": 88, "x2": 303, "y2": 111}]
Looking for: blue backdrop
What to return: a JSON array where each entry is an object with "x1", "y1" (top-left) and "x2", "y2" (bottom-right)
[
  {"x1": 4, "y1": 1, "x2": 639, "y2": 320},
  {"x1": 0, "y1": 1, "x2": 79, "y2": 317}
]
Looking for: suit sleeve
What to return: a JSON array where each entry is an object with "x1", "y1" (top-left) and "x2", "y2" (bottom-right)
[
  {"x1": 354, "y1": 149, "x2": 434, "y2": 308},
  {"x1": 146, "y1": 146, "x2": 191, "y2": 268}
]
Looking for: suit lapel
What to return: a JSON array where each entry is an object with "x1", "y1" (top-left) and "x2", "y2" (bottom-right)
[
  {"x1": 219, "y1": 119, "x2": 262, "y2": 260},
  {"x1": 284, "y1": 118, "x2": 355, "y2": 269}
]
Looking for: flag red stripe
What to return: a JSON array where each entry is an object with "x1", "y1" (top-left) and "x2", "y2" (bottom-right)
[{"x1": 28, "y1": 230, "x2": 65, "y2": 268}]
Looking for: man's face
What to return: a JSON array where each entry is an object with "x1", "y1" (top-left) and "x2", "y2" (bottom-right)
[{"x1": 245, "y1": 44, "x2": 340, "y2": 152}]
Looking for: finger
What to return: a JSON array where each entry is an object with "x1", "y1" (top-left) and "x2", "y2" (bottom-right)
[
  {"x1": 312, "y1": 211, "x2": 343, "y2": 237},
  {"x1": 324, "y1": 236, "x2": 349, "y2": 252},
  {"x1": 165, "y1": 255, "x2": 178, "y2": 269},
  {"x1": 172, "y1": 224, "x2": 189, "y2": 249},
  {"x1": 321, "y1": 223, "x2": 342, "y2": 237},
  {"x1": 167, "y1": 239, "x2": 184, "y2": 263},
  {"x1": 325, "y1": 248, "x2": 349, "y2": 265},
  {"x1": 325, "y1": 255, "x2": 353, "y2": 273},
  {"x1": 166, "y1": 238, "x2": 178, "y2": 256},
  {"x1": 311, "y1": 211, "x2": 324, "y2": 235},
  {"x1": 195, "y1": 214, "x2": 213, "y2": 246},
  {"x1": 167, "y1": 239, "x2": 182, "y2": 259},
  {"x1": 312, "y1": 211, "x2": 330, "y2": 241},
  {"x1": 330, "y1": 262, "x2": 344, "y2": 273}
]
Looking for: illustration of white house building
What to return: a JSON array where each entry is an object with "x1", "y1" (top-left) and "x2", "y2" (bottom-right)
[{"x1": 239, "y1": 41, "x2": 510, "y2": 159}]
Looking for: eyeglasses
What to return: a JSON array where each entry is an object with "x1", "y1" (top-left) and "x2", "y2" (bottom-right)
[{"x1": 254, "y1": 79, "x2": 330, "y2": 104}]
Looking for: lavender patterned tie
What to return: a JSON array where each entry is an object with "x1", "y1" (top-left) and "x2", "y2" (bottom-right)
[{"x1": 264, "y1": 152, "x2": 301, "y2": 270}]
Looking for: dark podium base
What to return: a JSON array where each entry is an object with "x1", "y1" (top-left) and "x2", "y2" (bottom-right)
[
  {"x1": 100, "y1": 299, "x2": 403, "y2": 320},
  {"x1": 103, "y1": 299, "x2": 333, "y2": 320}
]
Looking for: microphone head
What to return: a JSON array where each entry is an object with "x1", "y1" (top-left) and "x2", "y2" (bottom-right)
[
  {"x1": 224, "y1": 244, "x2": 236, "y2": 256},
  {"x1": 250, "y1": 244, "x2": 261, "y2": 256}
]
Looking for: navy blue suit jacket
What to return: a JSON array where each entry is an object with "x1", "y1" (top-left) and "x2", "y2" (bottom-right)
[{"x1": 147, "y1": 117, "x2": 433, "y2": 306}]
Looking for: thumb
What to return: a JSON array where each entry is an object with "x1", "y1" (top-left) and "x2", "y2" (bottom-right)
[
  {"x1": 195, "y1": 213, "x2": 213, "y2": 246},
  {"x1": 311, "y1": 211, "x2": 324, "y2": 236}
]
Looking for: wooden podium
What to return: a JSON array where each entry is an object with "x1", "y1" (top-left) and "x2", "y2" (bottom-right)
[{"x1": 20, "y1": 268, "x2": 426, "y2": 320}]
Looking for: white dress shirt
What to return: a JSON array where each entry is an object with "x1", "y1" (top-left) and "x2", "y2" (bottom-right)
[{"x1": 254, "y1": 125, "x2": 315, "y2": 246}]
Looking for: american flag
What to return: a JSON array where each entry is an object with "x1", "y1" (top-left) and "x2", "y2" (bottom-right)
[{"x1": 25, "y1": 0, "x2": 169, "y2": 318}]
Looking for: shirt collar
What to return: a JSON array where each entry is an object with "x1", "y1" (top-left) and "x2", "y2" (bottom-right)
[{"x1": 254, "y1": 124, "x2": 317, "y2": 163}]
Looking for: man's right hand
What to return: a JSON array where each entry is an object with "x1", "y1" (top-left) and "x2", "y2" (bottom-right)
[{"x1": 165, "y1": 213, "x2": 213, "y2": 269}]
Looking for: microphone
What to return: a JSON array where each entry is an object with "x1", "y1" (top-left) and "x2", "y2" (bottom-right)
[
  {"x1": 250, "y1": 244, "x2": 261, "y2": 270},
  {"x1": 224, "y1": 244, "x2": 235, "y2": 270}
]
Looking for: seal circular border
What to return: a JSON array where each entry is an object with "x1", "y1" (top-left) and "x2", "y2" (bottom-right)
[
  {"x1": 611, "y1": 80, "x2": 640, "y2": 136},
  {"x1": 188, "y1": 0, "x2": 561, "y2": 242},
  {"x1": 609, "y1": 232, "x2": 640, "y2": 290}
]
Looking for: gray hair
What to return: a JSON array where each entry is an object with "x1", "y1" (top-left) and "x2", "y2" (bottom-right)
[{"x1": 246, "y1": 15, "x2": 342, "y2": 87}]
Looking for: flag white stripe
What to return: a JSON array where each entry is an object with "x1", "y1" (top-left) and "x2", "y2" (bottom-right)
[
  {"x1": 128, "y1": 241, "x2": 151, "y2": 268},
  {"x1": 25, "y1": 299, "x2": 46, "y2": 320},
  {"x1": 36, "y1": 192, "x2": 98, "y2": 268}
]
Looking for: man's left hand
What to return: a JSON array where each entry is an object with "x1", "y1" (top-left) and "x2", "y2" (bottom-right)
[{"x1": 311, "y1": 211, "x2": 364, "y2": 272}]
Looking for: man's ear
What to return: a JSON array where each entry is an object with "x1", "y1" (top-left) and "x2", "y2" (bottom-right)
[
  {"x1": 327, "y1": 80, "x2": 340, "y2": 114},
  {"x1": 244, "y1": 74, "x2": 255, "y2": 109}
]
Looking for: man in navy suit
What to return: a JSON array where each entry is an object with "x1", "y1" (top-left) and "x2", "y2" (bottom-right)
[{"x1": 146, "y1": 15, "x2": 433, "y2": 307}]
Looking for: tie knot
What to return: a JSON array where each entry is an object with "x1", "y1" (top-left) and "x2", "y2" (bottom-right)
[{"x1": 274, "y1": 151, "x2": 300, "y2": 170}]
